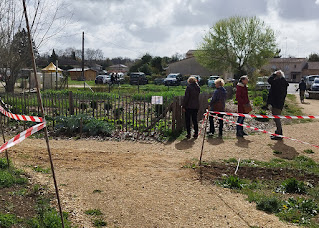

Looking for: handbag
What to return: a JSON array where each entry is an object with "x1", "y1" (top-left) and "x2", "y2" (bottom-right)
[{"x1": 243, "y1": 103, "x2": 252, "y2": 114}]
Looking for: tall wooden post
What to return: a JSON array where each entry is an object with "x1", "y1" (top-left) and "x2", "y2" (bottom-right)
[{"x1": 22, "y1": 1, "x2": 65, "y2": 227}]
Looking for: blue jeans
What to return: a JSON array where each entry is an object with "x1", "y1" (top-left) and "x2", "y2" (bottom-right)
[{"x1": 236, "y1": 116, "x2": 245, "y2": 134}]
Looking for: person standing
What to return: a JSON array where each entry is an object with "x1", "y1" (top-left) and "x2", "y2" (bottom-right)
[
  {"x1": 297, "y1": 78, "x2": 306, "y2": 103},
  {"x1": 236, "y1": 75, "x2": 250, "y2": 137},
  {"x1": 182, "y1": 76, "x2": 200, "y2": 139},
  {"x1": 208, "y1": 78, "x2": 227, "y2": 137},
  {"x1": 267, "y1": 70, "x2": 289, "y2": 140}
]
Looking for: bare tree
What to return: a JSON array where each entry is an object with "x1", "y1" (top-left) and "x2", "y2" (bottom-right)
[{"x1": 0, "y1": 0, "x2": 72, "y2": 92}]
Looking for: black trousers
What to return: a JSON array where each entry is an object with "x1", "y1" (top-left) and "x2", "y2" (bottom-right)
[
  {"x1": 209, "y1": 114, "x2": 224, "y2": 134},
  {"x1": 185, "y1": 109, "x2": 198, "y2": 135}
]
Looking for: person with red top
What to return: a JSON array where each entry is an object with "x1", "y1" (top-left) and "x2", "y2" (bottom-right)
[{"x1": 236, "y1": 75, "x2": 250, "y2": 137}]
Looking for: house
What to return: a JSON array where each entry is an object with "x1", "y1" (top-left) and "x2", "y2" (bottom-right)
[
  {"x1": 302, "y1": 62, "x2": 319, "y2": 77},
  {"x1": 167, "y1": 50, "x2": 226, "y2": 78},
  {"x1": 108, "y1": 64, "x2": 128, "y2": 73},
  {"x1": 262, "y1": 58, "x2": 308, "y2": 82},
  {"x1": 68, "y1": 68, "x2": 97, "y2": 80}
]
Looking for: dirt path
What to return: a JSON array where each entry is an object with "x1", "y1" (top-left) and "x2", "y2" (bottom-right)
[
  {"x1": 4, "y1": 95, "x2": 319, "y2": 227},
  {"x1": 298, "y1": 95, "x2": 319, "y2": 116}
]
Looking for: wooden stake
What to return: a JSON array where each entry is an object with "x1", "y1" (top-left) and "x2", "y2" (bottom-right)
[
  {"x1": 199, "y1": 115, "x2": 208, "y2": 166},
  {"x1": 0, "y1": 115, "x2": 9, "y2": 168},
  {"x1": 21, "y1": 1, "x2": 65, "y2": 227}
]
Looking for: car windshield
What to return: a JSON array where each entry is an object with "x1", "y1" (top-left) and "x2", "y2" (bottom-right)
[
  {"x1": 309, "y1": 76, "x2": 319, "y2": 81},
  {"x1": 168, "y1": 75, "x2": 177, "y2": 78},
  {"x1": 209, "y1": 76, "x2": 218, "y2": 80},
  {"x1": 314, "y1": 78, "x2": 319, "y2": 83}
]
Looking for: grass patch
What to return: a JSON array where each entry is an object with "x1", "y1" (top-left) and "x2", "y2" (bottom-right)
[
  {"x1": 304, "y1": 149, "x2": 315, "y2": 154},
  {"x1": 93, "y1": 219, "x2": 107, "y2": 227},
  {"x1": 0, "y1": 213, "x2": 19, "y2": 227},
  {"x1": 85, "y1": 209, "x2": 103, "y2": 216},
  {"x1": 0, "y1": 169, "x2": 27, "y2": 188},
  {"x1": 32, "y1": 166, "x2": 51, "y2": 174}
]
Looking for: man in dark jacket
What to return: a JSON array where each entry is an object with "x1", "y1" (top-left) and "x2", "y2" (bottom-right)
[
  {"x1": 297, "y1": 78, "x2": 306, "y2": 103},
  {"x1": 182, "y1": 76, "x2": 200, "y2": 139},
  {"x1": 267, "y1": 70, "x2": 289, "y2": 140}
]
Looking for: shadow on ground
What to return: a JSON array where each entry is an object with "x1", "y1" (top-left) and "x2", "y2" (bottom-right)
[
  {"x1": 270, "y1": 140, "x2": 299, "y2": 160},
  {"x1": 175, "y1": 138, "x2": 196, "y2": 150}
]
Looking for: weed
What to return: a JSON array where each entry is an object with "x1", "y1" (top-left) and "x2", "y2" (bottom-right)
[
  {"x1": 0, "y1": 213, "x2": 19, "y2": 227},
  {"x1": 85, "y1": 209, "x2": 103, "y2": 216},
  {"x1": 32, "y1": 166, "x2": 51, "y2": 174},
  {"x1": 0, "y1": 169, "x2": 27, "y2": 188},
  {"x1": 278, "y1": 178, "x2": 306, "y2": 194},
  {"x1": 256, "y1": 197, "x2": 281, "y2": 213},
  {"x1": 224, "y1": 158, "x2": 237, "y2": 163},
  {"x1": 273, "y1": 150, "x2": 282, "y2": 155},
  {"x1": 0, "y1": 158, "x2": 10, "y2": 169},
  {"x1": 304, "y1": 149, "x2": 315, "y2": 154},
  {"x1": 220, "y1": 175, "x2": 245, "y2": 189},
  {"x1": 93, "y1": 219, "x2": 107, "y2": 227}
]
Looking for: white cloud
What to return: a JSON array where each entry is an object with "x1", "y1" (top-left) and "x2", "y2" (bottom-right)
[{"x1": 33, "y1": 0, "x2": 319, "y2": 59}]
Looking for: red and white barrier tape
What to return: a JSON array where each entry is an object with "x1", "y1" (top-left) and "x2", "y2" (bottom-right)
[
  {"x1": 0, "y1": 105, "x2": 43, "y2": 122},
  {"x1": 209, "y1": 111, "x2": 319, "y2": 120},
  {"x1": 210, "y1": 114, "x2": 319, "y2": 149},
  {"x1": 0, "y1": 122, "x2": 46, "y2": 153}
]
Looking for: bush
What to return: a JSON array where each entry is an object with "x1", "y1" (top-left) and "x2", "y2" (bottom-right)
[
  {"x1": 281, "y1": 178, "x2": 306, "y2": 194},
  {"x1": 253, "y1": 96, "x2": 263, "y2": 107},
  {"x1": 0, "y1": 213, "x2": 18, "y2": 228},
  {"x1": 54, "y1": 115, "x2": 114, "y2": 137},
  {"x1": 221, "y1": 175, "x2": 245, "y2": 189},
  {"x1": 256, "y1": 197, "x2": 281, "y2": 213}
]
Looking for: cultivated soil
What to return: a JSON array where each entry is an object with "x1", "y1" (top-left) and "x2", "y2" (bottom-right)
[{"x1": 3, "y1": 96, "x2": 319, "y2": 227}]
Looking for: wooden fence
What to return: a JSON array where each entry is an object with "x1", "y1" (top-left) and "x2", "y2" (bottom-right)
[{"x1": 0, "y1": 87, "x2": 233, "y2": 135}]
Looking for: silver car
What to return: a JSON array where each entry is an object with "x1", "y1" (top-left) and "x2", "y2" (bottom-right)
[{"x1": 311, "y1": 78, "x2": 319, "y2": 91}]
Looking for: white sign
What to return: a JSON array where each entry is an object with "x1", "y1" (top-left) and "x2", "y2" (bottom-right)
[{"x1": 151, "y1": 96, "x2": 163, "y2": 105}]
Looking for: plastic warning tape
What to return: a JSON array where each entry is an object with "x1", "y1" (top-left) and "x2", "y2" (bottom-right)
[
  {"x1": 209, "y1": 111, "x2": 319, "y2": 120},
  {"x1": 210, "y1": 114, "x2": 319, "y2": 149},
  {"x1": 0, "y1": 105, "x2": 43, "y2": 122},
  {"x1": 0, "y1": 122, "x2": 46, "y2": 153}
]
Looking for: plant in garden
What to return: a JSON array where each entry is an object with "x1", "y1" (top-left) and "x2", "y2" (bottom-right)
[
  {"x1": 0, "y1": 213, "x2": 19, "y2": 228},
  {"x1": 304, "y1": 149, "x2": 314, "y2": 154},
  {"x1": 93, "y1": 219, "x2": 107, "y2": 227},
  {"x1": 256, "y1": 197, "x2": 281, "y2": 213},
  {"x1": 277, "y1": 178, "x2": 306, "y2": 194},
  {"x1": 85, "y1": 209, "x2": 103, "y2": 216},
  {"x1": 220, "y1": 175, "x2": 245, "y2": 189}
]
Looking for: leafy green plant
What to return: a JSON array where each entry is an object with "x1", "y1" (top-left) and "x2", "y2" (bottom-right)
[
  {"x1": 32, "y1": 166, "x2": 51, "y2": 174},
  {"x1": 253, "y1": 96, "x2": 263, "y2": 107},
  {"x1": 304, "y1": 149, "x2": 315, "y2": 154},
  {"x1": 221, "y1": 175, "x2": 245, "y2": 189},
  {"x1": 256, "y1": 197, "x2": 281, "y2": 213},
  {"x1": 0, "y1": 158, "x2": 10, "y2": 169},
  {"x1": 278, "y1": 178, "x2": 306, "y2": 194},
  {"x1": 85, "y1": 209, "x2": 103, "y2": 216},
  {"x1": 93, "y1": 219, "x2": 107, "y2": 227},
  {"x1": 0, "y1": 169, "x2": 27, "y2": 188},
  {"x1": 0, "y1": 213, "x2": 19, "y2": 227}
]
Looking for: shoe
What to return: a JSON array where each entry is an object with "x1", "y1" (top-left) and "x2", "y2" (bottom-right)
[
  {"x1": 193, "y1": 134, "x2": 198, "y2": 139},
  {"x1": 270, "y1": 135, "x2": 283, "y2": 140},
  {"x1": 186, "y1": 134, "x2": 191, "y2": 139}
]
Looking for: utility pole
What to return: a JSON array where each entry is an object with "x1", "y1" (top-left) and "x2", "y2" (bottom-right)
[{"x1": 82, "y1": 32, "x2": 85, "y2": 87}]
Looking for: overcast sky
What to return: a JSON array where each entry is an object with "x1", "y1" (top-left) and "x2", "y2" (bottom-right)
[{"x1": 33, "y1": 0, "x2": 319, "y2": 59}]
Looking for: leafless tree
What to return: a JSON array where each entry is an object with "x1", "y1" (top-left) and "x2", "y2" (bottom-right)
[{"x1": 0, "y1": 0, "x2": 72, "y2": 92}]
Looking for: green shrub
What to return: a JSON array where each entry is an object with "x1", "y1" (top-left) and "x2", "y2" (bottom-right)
[
  {"x1": 93, "y1": 219, "x2": 107, "y2": 227},
  {"x1": 0, "y1": 213, "x2": 19, "y2": 227},
  {"x1": 0, "y1": 158, "x2": 10, "y2": 169},
  {"x1": 253, "y1": 96, "x2": 263, "y2": 107},
  {"x1": 0, "y1": 170, "x2": 27, "y2": 188},
  {"x1": 256, "y1": 197, "x2": 281, "y2": 213},
  {"x1": 304, "y1": 149, "x2": 314, "y2": 154},
  {"x1": 55, "y1": 115, "x2": 114, "y2": 137},
  {"x1": 221, "y1": 175, "x2": 245, "y2": 189},
  {"x1": 280, "y1": 178, "x2": 306, "y2": 194},
  {"x1": 85, "y1": 209, "x2": 103, "y2": 216}
]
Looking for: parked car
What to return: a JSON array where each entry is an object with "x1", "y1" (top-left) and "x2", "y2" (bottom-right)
[
  {"x1": 207, "y1": 75, "x2": 220, "y2": 87},
  {"x1": 164, "y1": 73, "x2": 183, "y2": 86},
  {"x1": 310, "y1": 78, "x2": 319, "y2": 91},
  {"x1": 129, "y1": 72, "x2": 148, "y2": 85},
  {"x1": 95, "y1": 75, "x2": 110, "y2": 84},
  {"x1": 305, "y1": 75, "x2": 319, "y2": 90},
  {"x1": 256, "y1": 76, "x2": 271, "y2": 90},
  {"x1": 154, "y1": 78, "x2": 165, "y2": 85}
]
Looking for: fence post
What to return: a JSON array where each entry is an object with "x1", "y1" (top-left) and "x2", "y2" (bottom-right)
[
  {"x1": 175, "y1": 97, "x2": 182, "y2": 132},
  {"x1": 68, "y1": 91, "x2": 74, "y2": 115},
  {"x1": 171, "y1": 99, "x2": 176, "y2": 132}
]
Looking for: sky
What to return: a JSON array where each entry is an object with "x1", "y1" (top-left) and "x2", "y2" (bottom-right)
[{"x1": 30, "y1": 0, "x2": 319, "y2": 59}]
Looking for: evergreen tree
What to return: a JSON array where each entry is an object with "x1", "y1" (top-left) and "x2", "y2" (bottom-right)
[{"x1": 49, "y1": 49, "x2": 58, "y2": 63}]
